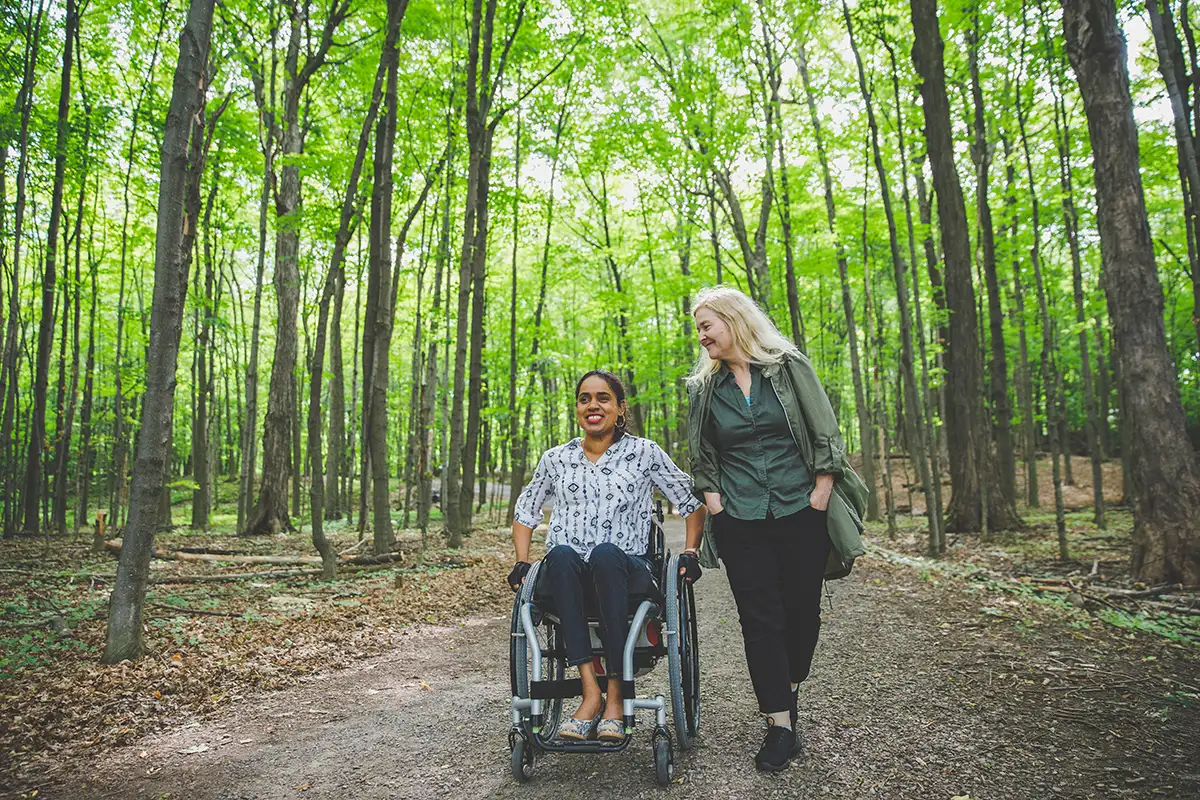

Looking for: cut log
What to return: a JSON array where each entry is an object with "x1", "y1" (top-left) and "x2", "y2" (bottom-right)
[{"x1": 104, "y1": 539, "x2": 405, "y2": 567}]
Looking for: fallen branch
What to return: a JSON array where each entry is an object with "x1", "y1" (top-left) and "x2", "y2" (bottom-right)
[
  {"x1": 147, "y1": 559, "x2": 411, "y2": 585},
  {"x1": 106, "y1": 540, "x2": 406, "y2": 568},
  {"x1": 1093, "y1": 583, "x2": 1184, "y2": 600}
]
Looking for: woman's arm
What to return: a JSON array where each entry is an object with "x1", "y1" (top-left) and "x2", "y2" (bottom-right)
[
  {"x1": 682, "y1": 506, "x2": 705, "y2": 553},
  {"x1": 788, "y1": 353, "x2": 847, "y2": 478},
  {"x1": 512, "y1": 521, "x2": 534, "y2": 563},
  {"x1": 512, "y1": 452, "x2": 555, "y2": 531}
]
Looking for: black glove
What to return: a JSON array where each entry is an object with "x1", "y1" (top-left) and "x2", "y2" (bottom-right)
[
  {"x1": 678, "y1": 552, "x2": 702, "y2": 585},
  {"x1": 507, "y1": 561, "x2": 532, "y2": 592}
]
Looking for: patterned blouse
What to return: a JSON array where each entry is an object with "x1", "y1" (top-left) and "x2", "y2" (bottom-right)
[{"x1": 513, "y1": 435, "x2": 702, "y2": 561}]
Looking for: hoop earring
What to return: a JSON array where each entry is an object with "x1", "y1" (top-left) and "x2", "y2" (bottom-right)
[{"x1": 617, "y1": 414, "x2": 626, "y2": 427}]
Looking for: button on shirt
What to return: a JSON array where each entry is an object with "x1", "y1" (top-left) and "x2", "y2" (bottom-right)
[
  {"x1": 707, "y1": 365, "x2": 813, "y2": 520},
  {"x1": 513, "y1": 435, "x2": 702, "y2": 561}
]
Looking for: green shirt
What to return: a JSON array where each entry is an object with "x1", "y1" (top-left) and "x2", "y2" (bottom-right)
[{"x1": 707, "y1": 364, "x2": 813, "y2": 520}]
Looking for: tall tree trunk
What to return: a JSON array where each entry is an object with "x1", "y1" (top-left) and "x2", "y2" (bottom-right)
[
  {"x1": 22, "y1": 0, "x2": 77, "y2": 535},
  {"x1": 911, "y1": 0, "x2": 1019, "y2": 532},
  {"x1": 507, "y1": 84, "x2": 568, "y2": 525},
  {"x1": 305, "y1": 14, "x2": 391, "y2": 575},
  {"x1": 104, "y1": 0, "x2": 215, "y2": 662},
  {"x1": 365, "y1": 0, "x2": 404, "y2": 554},
  {"x1": 1016, "y1": 21, "x2": 1067, "y2": 551},
  {"x1": 968, "y1": 13, "x2": 1016, "y2": 509},
  {"x1": 1063, "y1": 0, "x2": 1200, "y2": 584},
  {"x1": 54, "y1": 91, "x2": 89, "y2": 535},
  {"x1": 239, "y1": 5, "x2": 278, "y2": 532},
  {"x1": 325, "y1": 254, "x2": 346, "y2": 520},
  {"x1": 245, "y1": 0, "x2": 349, "y2": 536},
  {"x1": 758, "y1": 3, "x2": 804, "y2": 351},
  {"x1": 844, "y1": 0, "x2": 939, "y2": 551},
  {"x1": 191, "y1": 168, "x2": 219, "y2": 530},
  {"x1": 1049, "y1": 48, "x2": 1106, "y2": 527}
]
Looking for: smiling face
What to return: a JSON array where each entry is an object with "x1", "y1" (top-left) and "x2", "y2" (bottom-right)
[
  {"x1": 576, "y1": 375, "x2": 622, "y2": 438},
  {"x1": 694, "y1": 305, "x2": 738, "y2": 363}
]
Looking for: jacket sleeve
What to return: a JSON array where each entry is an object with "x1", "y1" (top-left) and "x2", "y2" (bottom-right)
[
  {"x1": 789, "y1": 353, "x2": 846, "y2": 477},
  {"x1": 685, "y1": 381, "x2": 721, "y2": 503}
]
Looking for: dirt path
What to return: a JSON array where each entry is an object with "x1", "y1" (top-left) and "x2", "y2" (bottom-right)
[{"x1": 41, "y1": 521, "x2": 1198, "y2": 800}]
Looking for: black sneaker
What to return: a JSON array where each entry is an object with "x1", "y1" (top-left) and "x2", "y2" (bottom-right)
[{"x1": 754, "y1": 723, "x2": 798, "y2": 772}]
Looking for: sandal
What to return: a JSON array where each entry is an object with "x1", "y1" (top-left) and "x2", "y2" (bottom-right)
[
  {"x1": 596, "y1": 718, "x2": 625, "y2": 742},
  {"x1": 557, "y1": 713, "x2": 600, "y2": 741}
]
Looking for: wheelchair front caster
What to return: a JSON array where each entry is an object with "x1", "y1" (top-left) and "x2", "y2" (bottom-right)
[
  {"x1": 652, "y1": 729, "x2": 674, "y2": 787},
  {"x1": 510, "y1": 730, "x2": 535, "y2": 783}
]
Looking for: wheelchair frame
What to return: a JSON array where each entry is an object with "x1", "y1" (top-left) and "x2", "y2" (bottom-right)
[{"x1": 508, "y1": 502, "x2": 701, "y2": 786}]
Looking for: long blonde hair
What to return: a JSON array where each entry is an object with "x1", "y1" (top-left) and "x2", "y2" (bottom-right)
[{"x1": 687, "y1": 286, "x2": 800, "y2": 387}]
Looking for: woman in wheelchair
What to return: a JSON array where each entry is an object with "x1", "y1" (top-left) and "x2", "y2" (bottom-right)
[{"x1": 507, "y1": 369, "x2": 705, "y2": 743}]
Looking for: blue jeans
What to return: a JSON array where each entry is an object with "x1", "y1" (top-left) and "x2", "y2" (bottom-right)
[{"x1": 538, "y1": 543, "x2": 654, "y2": 674}]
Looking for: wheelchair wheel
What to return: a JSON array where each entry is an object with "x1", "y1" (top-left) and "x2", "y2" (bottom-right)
[
  {"x1": 665, "y1": 557, "x2": 701, "y2": 751},
  {"x1": 652, "y1": 730, "x2": 674, "y2": 786},
  {"x1": 510, "y1": 730, "x2": 535, "y2": 782},
  {"x1": 509, "y1": 568, "x2": 564, "y2": 743}
]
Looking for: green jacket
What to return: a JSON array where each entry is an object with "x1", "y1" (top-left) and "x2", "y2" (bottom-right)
[{"x1": 686, "y1": 352, "x2": 868, "y2": 579}]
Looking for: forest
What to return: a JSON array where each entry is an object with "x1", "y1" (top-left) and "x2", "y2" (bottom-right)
[{"x1": 2, "y1": 0, "x2": 1200, "y2": 667}]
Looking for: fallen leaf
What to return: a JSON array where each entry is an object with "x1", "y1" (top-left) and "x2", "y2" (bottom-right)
[{"x1": 420, "y1": 680, "x2": 431, "y2": 691}]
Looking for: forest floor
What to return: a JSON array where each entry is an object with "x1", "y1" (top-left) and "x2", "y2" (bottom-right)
[{"x1": 2, "y1": 466, "x2": 1198, "y2": 799}]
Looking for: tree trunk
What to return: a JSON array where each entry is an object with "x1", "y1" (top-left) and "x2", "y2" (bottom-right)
[
  {"x1": 245, "y1": 0, "x2": 349, "y2": 536},
  {"x1": 191, "y1": 169, "x2": 219, "y2": 530},
  {"x1": 758, "y1": 3, "x2": 804, "y2": 351},
  {"x1": 507, "y1": 84, "x2": 569, "y2": 526},
  {"x1": 1063, "y1": 0, "x2": 1200, "y2": 584},
  {"x1": 968, "y1": 14, "x2": 1016, "y2": 510},
  {"x1": 365, "y1": 0, "x2": 404, "y2": 554},
  {"x1": 1050, "y1": 61, "x2": 1106, "y2": 526},
  {"x1": 1016, "y1": 23, "x2": 1067, "y2": 552},
  {"x1": 1003, "y1": 144, "x2": 1039, "y2": 507},
  {"x1": 103, "y1": 0, "x2": 215, "y2": 662},
  {"x1": 325, "y1": 250, "x2": 346, "y2": 521},
  {"x1": 844, "y1": 0, "x2": 939, "y2": 552},
  {"x1": 22, "y1": 0, "x2": 77, "y2": 535},
  {"x1": 305, "y1": 13, "x2": 392, "y2": 576},
  {"x1": 911, "y1": 0, "x2": 1019, "y2": 533}
]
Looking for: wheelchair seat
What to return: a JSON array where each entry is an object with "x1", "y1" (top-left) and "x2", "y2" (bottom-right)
[{"x1": 532, "y1": 555, "x2": 662, "y2": 619}]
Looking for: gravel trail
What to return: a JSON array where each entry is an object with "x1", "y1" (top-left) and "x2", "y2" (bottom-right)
[{"x1": 45, "y1": 520, "x2": 1198, "y2": 800}]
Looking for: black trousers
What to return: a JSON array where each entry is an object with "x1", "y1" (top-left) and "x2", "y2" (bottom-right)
[
  {"x1": 714, "y1": 506, "x2": 831, "y2": 713},
  {"x1": 538, "y1": 543, "x2": 654, "y2": 676}
]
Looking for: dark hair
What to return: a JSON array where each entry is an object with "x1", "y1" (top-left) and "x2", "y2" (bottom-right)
[{"x1": 575, "y1": 369, "x2": 630, "y2": 441}]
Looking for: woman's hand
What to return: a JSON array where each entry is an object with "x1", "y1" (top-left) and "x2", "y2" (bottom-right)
[
  {"x1": 678, "y1": 552, "x2": 702, "y2": 584},
  {"x1": 703, "y1": 491, "x2": 724, "y2": 515},
  {"x1": 809, "y1": 473, "x2": 835, "y2": 511},
  {"x1": 507, "y1": 561, "x2": 532, "y2": 592}
]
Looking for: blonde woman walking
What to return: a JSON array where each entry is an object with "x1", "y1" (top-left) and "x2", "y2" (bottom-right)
[{"x1": 685, "y1": 286, "x2": 866, "y2": 772}]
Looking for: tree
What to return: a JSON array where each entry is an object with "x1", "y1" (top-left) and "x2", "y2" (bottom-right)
[
  {"x1": 911, "y1": 0, "x2": 1019, "y2": 533},
  {"x1": 1063, "y1": 0, "x2": 1200, "y2": 583},
  {"x1": 104, "y1": 0, "x2": 218, "y2": 662}
]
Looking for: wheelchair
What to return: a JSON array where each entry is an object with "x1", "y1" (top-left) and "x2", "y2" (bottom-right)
[{"x1": 508, "y1": 502, "x2": 701, "y2": 786}]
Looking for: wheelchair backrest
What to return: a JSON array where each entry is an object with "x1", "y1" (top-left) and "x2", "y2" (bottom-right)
[{"x1": 645, "y1": 499, "x2": 666, "y2": 576}]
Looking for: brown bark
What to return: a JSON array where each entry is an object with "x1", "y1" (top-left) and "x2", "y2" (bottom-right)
[
  {"x1": 305, "y1": 10, "x2": 394, "y2": 576},
  {"x1": 103, "y1": 0, "x2": 216, "y2": 662},
  {"x1": 911, "y1": 0, "x2": 1019, "y2": 533},
  {"x1": 1016, "y1": 18, "x2": 1068, "y2": 552},
  {"x1": 968, "y1": 15, "x2": 1016, "y2": 509},
  {"x1": 844, "y1": 0, "x2": 940, "y2": 551},
  {"x1": 797, "y1": 40, "x2": 878, "y2": 522},
  {"x1": 21, "y1": 0, "x2": 77, "y2": 535},
  {"x1": 1063, "y1": 0, "x2": 1200, "y2": 584},
  {"x1": 245, "y1": 0, "x2": 350, "y2": 537}
]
